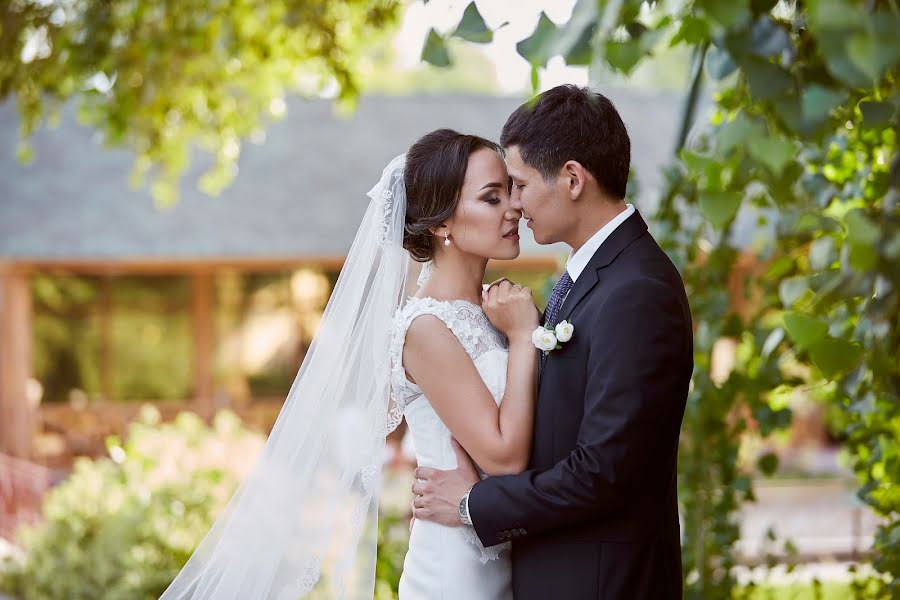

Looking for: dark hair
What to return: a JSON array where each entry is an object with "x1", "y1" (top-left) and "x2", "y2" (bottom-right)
[
  {"x1": 500, "y1": 85, "x2": 630, "y2": 199},
  {"x1": 403, "y1": 129, "x2": 502, "y2": 262}
]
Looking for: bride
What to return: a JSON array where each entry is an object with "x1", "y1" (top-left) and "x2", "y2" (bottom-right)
[{"x1": 160, "y1": 128, "x2": 539, "y2": 599}]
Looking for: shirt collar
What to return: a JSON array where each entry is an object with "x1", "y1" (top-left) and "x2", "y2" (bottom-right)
[{"x1": 565, "y1": 204, "x2": 635, "y2": 282}]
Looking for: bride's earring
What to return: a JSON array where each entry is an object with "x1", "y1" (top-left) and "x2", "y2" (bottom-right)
[{"x1": 444, "y1": 232, "x2": 452, "y2": 247}]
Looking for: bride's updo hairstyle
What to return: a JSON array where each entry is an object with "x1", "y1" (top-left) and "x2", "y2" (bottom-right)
[{"x1": 403, "y1": 128, "x2": 502, "y2": 262}]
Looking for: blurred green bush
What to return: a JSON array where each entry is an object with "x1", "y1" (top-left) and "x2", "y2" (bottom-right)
[
  {"x1": 0, "y1": 406, "x2": 411, "y2": 599},
  {"x1": 0, "y1": 407, "x2": 262, "y2": 599}
]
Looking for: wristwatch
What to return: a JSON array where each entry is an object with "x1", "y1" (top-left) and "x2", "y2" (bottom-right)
[{"x1": 458, "y1": 486, "x2": 474, "y2": 526}]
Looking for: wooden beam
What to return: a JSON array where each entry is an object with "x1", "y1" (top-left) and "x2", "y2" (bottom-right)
[
  {"x1": 191, "y1": 272, "x2": 214, "y2": 418},
  {"x1": 7, "y1": 255, "x2": 563, "y2": 274},
  {"x1": 0, "y1": 268, "x2": 33, "y2": 458},
  {"x1": 6, "y1": 256, "x2": 348, "y2": 274},
  {"x1": 100, "y1": 276, "x2": 114, "y2": 401}
]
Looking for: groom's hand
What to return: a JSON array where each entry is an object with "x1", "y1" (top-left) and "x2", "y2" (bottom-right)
[{"x1": 411, "y1": 439, "x2": 480, "y2": 527}]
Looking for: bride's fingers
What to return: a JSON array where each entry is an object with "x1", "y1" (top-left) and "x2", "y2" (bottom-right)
[{"x1": 485, "y1": 277, "x2": 511, "y2": 290}]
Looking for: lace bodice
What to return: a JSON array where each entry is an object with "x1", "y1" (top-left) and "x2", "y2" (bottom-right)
[
  {"x1": 389, "y1": 297, "x2": 507, "y2": 416},
  {"x1": 389, "y1": 296, "x2": 512, "y2": 564}
]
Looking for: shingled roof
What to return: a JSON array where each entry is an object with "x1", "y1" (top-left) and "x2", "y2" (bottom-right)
[{"x1": 0, "y1": 91, "x2": 693, "y2": 263}]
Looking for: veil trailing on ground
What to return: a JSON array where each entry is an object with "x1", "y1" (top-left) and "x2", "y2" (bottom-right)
[{"x1": 161, "y1": 154, "x2": 413, "y2": 599}]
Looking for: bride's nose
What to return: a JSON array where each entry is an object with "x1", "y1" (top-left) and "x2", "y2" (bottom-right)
[{"x1": 504, "y1": 209, "x2": 523, "y2": 221}]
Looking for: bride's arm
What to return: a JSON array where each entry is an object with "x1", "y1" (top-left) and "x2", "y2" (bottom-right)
[{"x1": 403, "y1": 308, "x2": 538, "y2": 476}]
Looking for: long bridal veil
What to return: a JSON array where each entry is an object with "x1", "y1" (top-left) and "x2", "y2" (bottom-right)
[{"x1": 161, "y1": 154, "x2": 412, "y2": 599}]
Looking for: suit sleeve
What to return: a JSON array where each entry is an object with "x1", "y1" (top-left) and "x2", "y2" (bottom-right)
[{"x1": 467, "y1": 278, "x2": 688, "y2": 547}]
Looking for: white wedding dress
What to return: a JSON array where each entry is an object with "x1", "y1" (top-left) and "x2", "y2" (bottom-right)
[{"x1": 389, "y1": 296, "x2": 513, "y2": 600}]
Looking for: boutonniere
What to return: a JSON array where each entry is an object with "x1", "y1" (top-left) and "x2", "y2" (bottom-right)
[{"x1": 531, "y1": 320, "x2": 575, "y2": 354}]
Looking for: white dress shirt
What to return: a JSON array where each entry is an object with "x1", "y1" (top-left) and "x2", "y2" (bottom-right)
[
  {"x1": 461, "y1": 204, "x2": 636, "y2": 527},
  {"x1": 565, "y1": 203, "x2": 635, "y2": 282}
]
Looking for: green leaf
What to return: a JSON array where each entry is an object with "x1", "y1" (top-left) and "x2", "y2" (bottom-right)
[
  {"x1": 16, "y1": 140, "x2": 35, "y2": 164},
  {"x1": 849, "y1": 243, "x2": 878, "y2": 271},
  {"x1": 680, "y1": 149, "x2": 717, "y2": 175},
  {"x1": 783, "y1": 312, "x2": 829, "y2": 349},
  {"x1": 817, "y1": 31, "x2": 871, "y2": 88},
  {"x1": 516, "y1": 12, "x2": 558, "y2": 67},
  {"x1": 563, "y1": 24, "x2": 596, "y2": 66},
  {"x1": 605, "y1": 24, "x2": 668, "y2": 75},
  {"x1": 802, "y1": 84, "x2": 846, "y2": 125},
  {"x1": 767, "y1": 385, "x2": 795, "y2": 411},
  {"x1": 553, "y1": 0, "x2": 598, "y2": 63},
  {"x1": 422, "y1": 29, "x2": 451, "y2": 67},
  {"x1": 748, "y1": 135, "x2": 795, "y2": 174},
  {"x1": 808, "y1": 337, "x2": 863, "y2": 380},
  {"x1": 757, "y1": 452, "x2": 779, "y2": 476},
  {"x1": 742, "y1": 57, "x2": 794, "y2": 100},
  {"x1": 717, "y1": 114, "x2": 765, "y2": 154},
  {"x1": 750, "y1": 0, "x2": 779, "y2": 15},
  {"x1": 859, "y1": 101, "x2": 895, "y2": 128},
  {"x1": 453, "y1": 2, "x2": 493, "y2": 44},
  {"x1": 605, "y1": 38, "x2": 644, "y2": 74},
  {"x1": 670, "y1": 16, "x2": 710, "y2": 47},
  {"x1": 699, "y1": 0, "x2": 751, "y2": 30},
  {"x1": 772, "y1": 95, "x2": 809, "y2": 134},
  {"x1": 699, "y1": 190, "x2": 742, "y2": 229},
  {"x1": 846, "y1": 31, "x2": 900, "y2": 83},
  {"x1": 844, "y1": 210, "x2": 880, "y2": 245},
  {"x1": 756, "y1": 405, "x2": 793, "y2": 436},
  {"x1": 807, "y1": 0, "x2": 864, "y2": 29}
]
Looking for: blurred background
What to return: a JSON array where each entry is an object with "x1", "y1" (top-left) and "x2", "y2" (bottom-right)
[{"x1": 0, "y1": 0, "x2": 897, "y2": 599}]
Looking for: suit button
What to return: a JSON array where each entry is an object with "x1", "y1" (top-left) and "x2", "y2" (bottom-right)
[{"x1": 518, "y1": 528, "x2": 527, "y2": 535}]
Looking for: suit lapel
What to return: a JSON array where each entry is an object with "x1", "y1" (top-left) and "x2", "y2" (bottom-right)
[{"x1": 556, "y1": 210, "x2": 648, "y2": 323}]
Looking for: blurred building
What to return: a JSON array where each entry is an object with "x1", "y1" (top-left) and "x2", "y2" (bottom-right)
[{"x1": 0, "y1": 91, "x2": 691, "y2": 463}]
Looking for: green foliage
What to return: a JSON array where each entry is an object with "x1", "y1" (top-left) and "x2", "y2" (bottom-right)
[
  {"x1": 1, "y1": 407, "x2": 263, "y2": 599},
  {"x1": 432, "y1": 1, "x2": 900, "y2": 598},
  {"x1": 373, "y1": 511, "x2": 411, "y2": 600},
  {"x1": 0, "y1": 406, "x2": 413, "y2": 599},
  {"x1": 0, "y1": 0, "x2": 400, "y2": 205}
]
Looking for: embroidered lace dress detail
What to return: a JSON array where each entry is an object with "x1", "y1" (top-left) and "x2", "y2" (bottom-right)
[{"x1": 389, "y1": 297, "x2": 512, "y2": 563}]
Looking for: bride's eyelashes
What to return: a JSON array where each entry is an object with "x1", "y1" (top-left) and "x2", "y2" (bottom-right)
[{"x1": 484, "y1": 196, "x2": 501, "y2": 205}]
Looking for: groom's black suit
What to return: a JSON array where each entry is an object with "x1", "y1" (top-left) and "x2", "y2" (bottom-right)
[{"x1": 469, "y1": 210, "x2": 692, "y2": 599}]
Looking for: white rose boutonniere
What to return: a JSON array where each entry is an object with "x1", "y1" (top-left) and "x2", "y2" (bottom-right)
[
  {"x1": 532, "y1": 327, "x2": 557, "y2": 352},
  {"x1": 532, "y1": 320, "x2": 575, "y2": 354},
  {"x1": 554, "y1": 320, "x2": 574, "y2": 342}
]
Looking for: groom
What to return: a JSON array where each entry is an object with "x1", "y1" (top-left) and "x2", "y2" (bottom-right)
[{"x1": 412, "y1": 85, "x2": 693, "y2": 599}]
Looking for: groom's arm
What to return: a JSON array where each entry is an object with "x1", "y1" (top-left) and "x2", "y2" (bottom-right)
[{"x1": 467, "y1": 278, "x2": 688, "y2": 547}]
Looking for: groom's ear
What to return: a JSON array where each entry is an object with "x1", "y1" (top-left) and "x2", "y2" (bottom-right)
[{"x1": 562, "y1": 160, "x2": 588, "y2": 200}]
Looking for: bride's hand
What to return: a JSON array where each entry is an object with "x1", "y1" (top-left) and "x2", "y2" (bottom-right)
[{"x1": 481, "y1": 279, "x2": 539, "y2": 343}]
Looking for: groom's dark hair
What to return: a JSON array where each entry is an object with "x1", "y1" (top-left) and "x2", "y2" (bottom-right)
[{"x1": 500, "y1": 85, "x2": 630, "y2": 200}]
